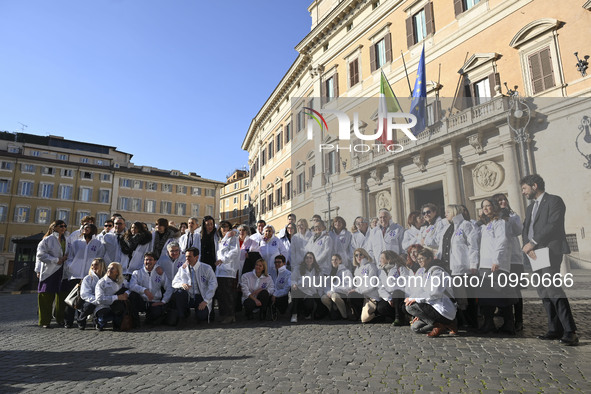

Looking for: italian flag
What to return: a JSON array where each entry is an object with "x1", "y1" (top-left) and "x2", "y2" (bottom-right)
[{"x1": 378, "y1": 70, "x2": 403, "y2": 148}]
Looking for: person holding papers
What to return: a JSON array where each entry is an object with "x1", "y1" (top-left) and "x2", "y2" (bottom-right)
[{"x1": 520, "y1": 174, "x2": 578, "y2": 346}]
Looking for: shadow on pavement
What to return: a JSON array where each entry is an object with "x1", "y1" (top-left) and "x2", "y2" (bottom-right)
[{"x1": 0, "y1": 347, "x2": 251, "y2": 392}]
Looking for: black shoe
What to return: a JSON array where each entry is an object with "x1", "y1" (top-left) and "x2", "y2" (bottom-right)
[
  {"x1": 538, "y1": 332, "x2": 563, "y2": 340},
  {"x1": 559, "y1": 332, "x2": 579, "y2": 346},
  {"x1": 64, "y1": 323, "x2": 74, "y2": 329},
  {"x1": 77, "y1": 322, "x2": 86, "y2": 330}
]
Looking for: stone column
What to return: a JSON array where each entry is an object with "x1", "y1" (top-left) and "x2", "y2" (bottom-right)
[
  {"x1": 389, "y1": 163, "x2": 403, "y2": 224},
  {"x1": 443, "y1": 144, "x2": 460, "y2": 205},
  {"x1": 498, "y1": 125, "x2": 525, "y2": 218}
]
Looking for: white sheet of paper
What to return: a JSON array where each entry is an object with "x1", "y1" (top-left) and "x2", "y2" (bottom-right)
[{"x1": 528, "y1": 247, "x2": 551, "y2": 271}]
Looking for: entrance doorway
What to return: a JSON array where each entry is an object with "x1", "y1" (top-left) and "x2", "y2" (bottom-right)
[{"x1": 412, "y1": 181, "x2": 445, "y2": 219}]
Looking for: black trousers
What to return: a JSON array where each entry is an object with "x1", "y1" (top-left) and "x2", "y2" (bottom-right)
[
  {"x1": 62, "y1": 279, "x2": 80, "y2": 326},
  {"x1": 215, "y1": 277, "x2": 236, "y2": 319},
  {"x1": 76, "y1": 301, "x2": 96, "y2": 327},
  {"x1": 243, "y1": 290, "x2": 270, "y2": 318},
  {"x1": 273, "y1": 294, "x2": 289, "y2": 314},
  {"x1": 174, "y1": 289, "x2": 209, "y2": 322},
  {"x1": 376, "y1": 290, "x2": 406, "y2": 321},
  {"x1": 129, "y1": 292, "x2": 167, "y2": 323},
  {"x1": 536, "y1": 252, "x2": 577, "y2": 334}
]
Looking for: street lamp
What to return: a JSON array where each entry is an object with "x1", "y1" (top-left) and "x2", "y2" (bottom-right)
[
  {"x1": 505, "y1": 84, "x2": 531, "y2": 177},
  {"x1": 575, "y1": 115, "x2": 591, "y2": 169}
]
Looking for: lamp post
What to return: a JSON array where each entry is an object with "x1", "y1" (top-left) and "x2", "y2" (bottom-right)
[
  {"x1": 505, "y1": 85, "x2": 532, "y2": 177},
  {"x1": 575, "y1": 115, "x2": 591, "y2": 169}
]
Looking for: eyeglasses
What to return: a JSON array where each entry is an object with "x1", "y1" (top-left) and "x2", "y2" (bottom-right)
[
  {"x1": 104, "y1": 224, "x2": 113, "y2": 228},
  {"x1": 422, "y1": 210, "x2": 432, "y2": 215}
]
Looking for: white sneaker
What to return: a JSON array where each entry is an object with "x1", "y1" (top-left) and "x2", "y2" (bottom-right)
[{"x1": 290, "y1": 314, "x2": 298, "y2": 323}]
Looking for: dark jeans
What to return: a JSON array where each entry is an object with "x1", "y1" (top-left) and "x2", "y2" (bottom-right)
[
  {"x1": 76, "y1": 301, "x2": 96, "y2": 328},
  {"x1": 96, "y1": 300, "x2": 126, "y2": 329},
  {"x1": 347, "y1": 291, "x2": 365, "y2": 320},
  {"x1": 406, "y1": 302, "x2": 454, "y2": 326},
  {"x1": 129, "y1": 292, "x2": 167, "y2": 324},
  {"x1": 174, "y1": 289, "x2": 209, "y2": 322},
  {"x1": 243, "y1": 290, "x2": 270, "y2": 319},
  {"x1": 215, "y1": 277, "x2": 236, "y2": 319}
]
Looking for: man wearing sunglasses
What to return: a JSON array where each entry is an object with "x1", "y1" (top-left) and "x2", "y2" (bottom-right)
[
  {"x1": 97, "y1": 219, "x2": 114, "y2": 242},
  {"x1": 103, "y1": 217, "x2": 127, "y2": 264}
]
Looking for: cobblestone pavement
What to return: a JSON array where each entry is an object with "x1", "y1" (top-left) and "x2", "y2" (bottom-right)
[{"x1": 1, "y1": 270, "x2": 591, "y2": 393}]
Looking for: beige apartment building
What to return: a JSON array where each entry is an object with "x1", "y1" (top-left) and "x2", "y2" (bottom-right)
[
  {"x1": 0, "y1": 132, "x2": 223, "y2": 275},
  {"x1": 220, "y1": 169, "x2": 251, "y2": 225},
  {"x1": 242, "y1": 0, "x2": 591, "y2": 266}
]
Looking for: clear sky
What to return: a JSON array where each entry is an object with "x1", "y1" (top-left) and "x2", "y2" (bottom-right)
[{"x1": 0, "y1": 0, "x2": 312, "y2": 182}]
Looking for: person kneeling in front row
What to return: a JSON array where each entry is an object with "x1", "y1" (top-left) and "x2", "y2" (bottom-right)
[
  {"x1": 241, "y1": 259, "x2": 275, "y2": 320},
  {"x1": 129, "y1": 252, "x2": 173, "y2": 327},
  {"x1": 95, "y1": 262, "x2": 130, "y2": 331},
  {"x1": 171, "y1": 247, "x2": 218, "y2": 329},
  {"x1": 272, "y1": 255, "x2": 291, "y2": 318}
]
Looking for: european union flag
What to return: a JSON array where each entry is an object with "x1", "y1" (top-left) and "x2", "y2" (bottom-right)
[{"x1": 410, "y1": 46, "x2": 426, "y2": 136}]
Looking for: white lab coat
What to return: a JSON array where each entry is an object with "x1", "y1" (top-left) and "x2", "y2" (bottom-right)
[
  {"x1": 436, "y1": 214, "x2": 480, "y2": 275},
  {"x1": 65, "y1": 238, "x2": 105, "y2": 280},
  {"x1": 35, "y1": 232, "x2": 71, "y2": 282},
  {"x1": 367, "y1": 221, "x2": 405, "y2": 263},
  {"x1": 305, "y1": 231, "x2": 333, "y2": 275}
]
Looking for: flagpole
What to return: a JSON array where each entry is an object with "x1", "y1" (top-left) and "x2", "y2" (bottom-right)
[{"x1": 400, "y1": 50, "x2": 413, "y2": 97}]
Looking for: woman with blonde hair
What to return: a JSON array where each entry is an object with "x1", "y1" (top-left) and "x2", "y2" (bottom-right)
[
  {"x1": 347, "y1": 248, "x2": 379, "y2": 322},
  {"x1": 35, "y1": 220, "x2": 70, "y2": 328},
  {"x1": 95, "y1": 262, "x2": 130, "y2": 331},
  {"x1": 240, "y1": 259, "x2": 275, "y2": 320},
  {"x1": 76, "y1": 258, "x2": 107, "y2": 330}
]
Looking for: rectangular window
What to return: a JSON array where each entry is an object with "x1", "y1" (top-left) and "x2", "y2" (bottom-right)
[
  {"x1": 297, "y1": 172, "x2": 305, "y2": 194},
  {"x1": 261, "y1": 198, "x2": 267, "y2": 214},
  {"x1": 80, "y1": 157, "x2": 89, "y2": 163},
  {"x1": 327, "y1": 151, "x2": 339, "y2": 175},
  {"x1": 310, "y1": 164, "x2": 316, "y2": 180},
  {"x1": 14, "y1": 206, "x2": 30, "y2": 223},
  {"x1": 276, "y1": 131, "x2": 282, "y2": 152},
  {"x1": 120, "y1": 178, "x2": 131, "y2": 188},
  {"x1": 118, "y1": 197, "x2": 131, "y2": 211},
  {"x1": 147, "y1": 181, "x2": 158, "y2": 191},
  {"x1": 61, "y1": 169, "x2": 73, "y2": 178},
  {"x1": 325, "y1": 76, "x2": 336, "y2": 103},
  {"x1": 21, "y1": 164, "x2": 35, "y2": 173},
  {"x1": 96, "y1": 159, "x2": 105, "y2": 166},
  {"x1": 1, "y1": 161, "x2": 13, "y2": 170},
  {"x1": 30, "y1": 151, "x2": 40, "y2": 157},
  {"x1": 244, "y1": 192, "x2": 248, "y2": 201},
  {"x1": 177, "y1": 185, "x2": 187, "y2": 194},
  {"x1": 99, "y1": 189, "x2": 110, "y2": 203},
  {"x1": 206, "y1": 205, "x2": 213, "y2": 216},
  {"x1": 101, "y1": 173, "x2": 112, "y2": 182},
  {"x1": 0, "y1": 205, "x2": 8, "y2": 222},
  {"x1": 473, "y1": 77, "x2": 491, "y2": 105},
  {"x1": 233, "y1": 196, "x2": 238, "y2": 204},
  {"x1": 18, "y1": 181, "x2": 34, "y2": 196},
  {"x1": 276, "y1": 187, "x2": 282, "y2": 206},
  {"x1": 297, "y1": 108, "x2": 305, "y2": 132},
  {"x1": 285, "y1": 181, "x2": 292, "y2": 200},
  {"x1": 268, "y1": 141, "x2": 274, "y2": 160},
  {"x1": 233, "y1": 183, "x2": 238, "y2": 190},
  {"x1": 464, "y1": 0, "x2": 481, "y2": 10},
  {"x1": 206, "y1": 188, "x2": 216, "y2": 198},
  {"x1": 192, "y1": 186, "x2": 202, "y2": 196},
  {"x1": 81, "y1": 171, "x2": 93, "y2": 180},
  {"x1": 131, "y1": 198, "x2": 142, "y2": 212},
  {"x1": 79, "y1": 187, "x2": 92, "y2": 202},
  {"x1": 244, "y1": 178, "x2": 249, "y2": 186},
  {"x1": 349, "y1": 58, "x2": 360, "y2": 87},
  {"x1": 59, "y1": 185, "x2": 73, "y2": 200},
  {"x1": 39, "y1": 183, "x2": 54, "y2": 199},
  {"x1": 7, "y1": 146, "x2": 19, "y2": 153},
  {"x1": 35, "y1": 207, "x2": 51, "y2": 225},
  {"x1": 261, "y1": 149, "x2": 266, "y2": 166},
  {"x1": 0, "y1": 179, "x2": 11, "y2": 194},
  {"x1": 176, "y1": 202, "x2": 186, "y2": 216},
  {"x1": 285, "y1": 121, "x2": 292, "y2": 143},
  {"x1": 225, "y1": 199, "x2": 229, "y2": 208},
  {"x1": 58, "y1": 154, "x2": 68, "y2": 161},
  {"x1": 528, "y1": 47, "x2": 556, "y2": 95},
  {"x1": 132, "y1": 180, "x2": 143, "y2": 190},
  {"x1": 161, "y1": 201, "x2": 172, "y2": 214},
  {"x1": 413, "y1": 10, "x2": 427, "y2": 43},
  {"x1": 191, "y1": 204, "x2": 200, "y2": 217},
  {"x1": 145, "y1": 200, "x2": 156, "y2": 213},
  {"x1": 162, "y1": 184, "x2": 172, "y2": 193},
  {"x1": 268, "y1": 194, "x2": 273, "y2": 209},
  {"x1": 56, "y1": 209, "x2": 70, "y2": 225},
  {"x1": 42, "y1": 167, "x2": 55, "y2": 176}
]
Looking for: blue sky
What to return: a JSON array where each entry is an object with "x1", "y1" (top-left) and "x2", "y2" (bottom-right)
[{"x1": 0, "y1": 0, "x2": 312, "y2": 182}]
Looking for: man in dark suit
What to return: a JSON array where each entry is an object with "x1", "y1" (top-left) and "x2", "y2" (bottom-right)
[{"x1": 520, "y1": 174, "x2": 578, "y2": 345}]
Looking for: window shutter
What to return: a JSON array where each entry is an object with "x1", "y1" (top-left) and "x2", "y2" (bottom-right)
[
  {"x1": 334, "y1": 73, "x2": 339, "y2": 98},
  {"x1": 349, "y1": 61, "x2": 355, "y2": 87},
  {"x1": 433, "y1": 99, "x2": 442, "y2": 123},
  {"x1": 528, "y1": 51, "x2": 544, "y2": 94},
  {"x1": 405, "y1": 16, "x2": 414, "y2": 48},
  {"x1": 336, "y1": 150, "x2": 341, "y2": 174},
  {"x1": 384, "y1": 32, "x2": 392, "y2": 63},
  {"x1": 425, "y1": 2, "x2": 435, "y2": 36},
  {"x1": 453, "y1": 0, "x2": 464, "y2": 16},
  {"x1": 540, "y1": 48, "x2": 556, "y2": 92},
  {"x1": 488, "y1": 72, "x2": 500, "y2": 97},
  {"x1": 370, "y1": 43, "x2": 376, "y2": 72},
  {"x1": 320, "y1": 76, "x2": 326, "y2": 105}
]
